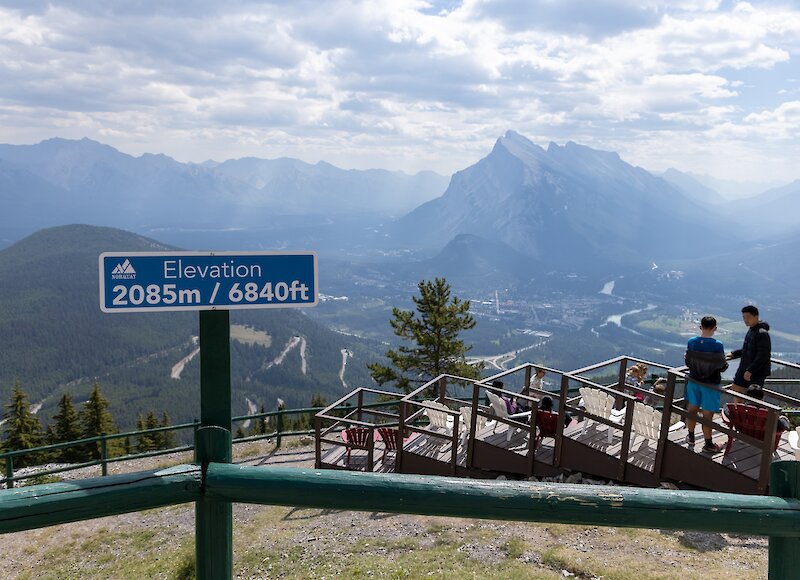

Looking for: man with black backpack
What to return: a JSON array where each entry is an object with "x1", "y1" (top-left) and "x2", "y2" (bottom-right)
[{"x1": 684, "y1": 316, "x2": 728, "y2": 453}]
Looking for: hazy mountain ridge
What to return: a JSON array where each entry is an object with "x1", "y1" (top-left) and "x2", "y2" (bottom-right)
[{"x1": 0, "y1": 137, "x2": 448, "y2": 239}]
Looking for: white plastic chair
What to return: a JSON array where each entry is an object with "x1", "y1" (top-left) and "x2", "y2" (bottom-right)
[
  {"x1": 459, "y1": 405, "x2": 488, "y2": 445},
  {"x1": 421, "y1": 400, "x2": 453, "y2": 434},
  {"x1": 789, "y1": 426, "x2": 800, "y2": 461},
  {"x1": 579, "y1": 387, "x2": 625, "y2": 444},
  {"x1": 485, "y1": 390, "x2": 531, "y2": 442}
]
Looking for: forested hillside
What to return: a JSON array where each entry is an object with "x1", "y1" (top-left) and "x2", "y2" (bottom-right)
[{"x1": 0, "y1": 225, "x2": 382, "y2": 429}]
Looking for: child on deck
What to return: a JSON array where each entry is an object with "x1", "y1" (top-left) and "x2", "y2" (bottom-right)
[
  {"x1": 624, "y1": 363, "x2": 648, "y2": 402},
  {"x1": 684, "y1": 316, "x2": 728, "y2": 453}
]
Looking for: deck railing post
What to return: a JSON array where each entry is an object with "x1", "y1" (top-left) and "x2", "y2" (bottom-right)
[
  {"x1": 528, "y1": 400, "x2": 539, "y2": 476},
  {"x1": 618, "y1": 401, "x2": 635, "y2": 481},
  {"x1": 438, "y1": 376, "x2": 447, "y2": 403},
  {"x1": 759, "y1": 410, "x2": 779, "y2": 494},
  {"x1": 554, "y1": 375, "x2": 569, "y2": 467},
  {"x1": 367, "y1": 427, "x2": 375, "y2": 472},
  {"x1": 276, "y1": 410, "x2": 284, "y2": 449},
  {"x1": 467, "y1": 383, "x2": 480, "y2": 468},
  {"x1": 314, "y1": 416, "x2": 322, "y2": 469},
  {"x1": 616, "y1": 359, "x2": 629, "y2": 410},
  {"x1": 654, "y1": 372, "x2": 676, "y2": 479},
  {"x1": 397, "y1": 401, "x2": 406, "y2": 473},
  {"x1": 100, "y1": 433, "x2": 108, "y2": 477},
  {"x1": 523, "y1": 365, "x2": 532, "y2": 398},
  {"x1": 5, "y1": 457, "x2": 13, "y2": 490},
  {"x1": 769, "y1": 461, "x2": 800, "y2": 578},
  {"x1": 357, "y1": 390, "x2": 364, "y2": 423},
  {"x1": 196, "y1": 309, "x2": 233, "y2": 580},
  {"x1": 451, "y1": 413, "x2": 459, "y2": 475}
]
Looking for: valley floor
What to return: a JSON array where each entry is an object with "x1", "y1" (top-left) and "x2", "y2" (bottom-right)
[{"x1": 0, "y1": 440, "x2": 768, "y2": 579}]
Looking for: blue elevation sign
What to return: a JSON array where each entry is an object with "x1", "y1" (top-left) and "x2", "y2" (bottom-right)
[{"x1": 99, "y1": 251, "x2": 317, "y2": 313}]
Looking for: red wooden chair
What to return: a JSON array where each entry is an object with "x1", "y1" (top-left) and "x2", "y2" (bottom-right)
[
  {"x1": 534, "y1": 410, "x2": 559, "y2": 451},
  {"x1": 377, "y1": 427, "x2": 402, "y2": 469},
  {"x1": 341, "y1": 427, "x2": 371, "y2": 466},
  {"x1": 721, "y1": 403, "x2": 782, "y2": 457}
]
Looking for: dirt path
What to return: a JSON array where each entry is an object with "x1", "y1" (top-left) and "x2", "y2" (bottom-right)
[{"x1": 170, "y1": 346, "x2": 200, "y2": 379}]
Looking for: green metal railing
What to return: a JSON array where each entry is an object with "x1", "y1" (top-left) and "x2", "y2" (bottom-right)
[{"x1": 1, "y1": 453, "x2": 799, "y2": 578}]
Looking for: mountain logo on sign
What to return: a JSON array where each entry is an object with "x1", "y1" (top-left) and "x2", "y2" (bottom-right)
[{"x1": 111, "y1": 259, "x2": 136, "y2": 280}]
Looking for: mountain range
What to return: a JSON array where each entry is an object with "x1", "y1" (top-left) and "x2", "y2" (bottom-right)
[{"x1": 0, "y1": 138, "x2": 448, "y2": 243}]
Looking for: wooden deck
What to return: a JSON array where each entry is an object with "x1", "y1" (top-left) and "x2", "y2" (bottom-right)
[
  {"x1": 319, "y1": 414, "x2": 795, "y2": 493},
  {"x1": 315, "y1": 362, "x2": 800, "y2": 495}
]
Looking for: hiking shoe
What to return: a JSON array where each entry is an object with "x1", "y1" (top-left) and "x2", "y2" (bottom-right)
[{"x1": 702, "y1": 442, "x2": 722, "y2": 454}]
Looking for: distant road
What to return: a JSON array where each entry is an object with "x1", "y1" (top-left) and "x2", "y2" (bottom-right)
[{"x1": 468, "y1": 340, "x2": 548, "y2": 371}]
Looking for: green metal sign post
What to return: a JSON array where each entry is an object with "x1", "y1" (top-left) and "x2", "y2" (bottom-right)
[{"x1": 196, "y1": 309, "x2": 233, "y2": 579}]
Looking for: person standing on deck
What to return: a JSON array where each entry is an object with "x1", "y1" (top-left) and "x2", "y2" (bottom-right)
[
  {"x1": 728, "y1": 305, "x2": 771, "y2": 397},
  {"x1": 685, "y1": 316, "x2": 728, "y2": 453}
]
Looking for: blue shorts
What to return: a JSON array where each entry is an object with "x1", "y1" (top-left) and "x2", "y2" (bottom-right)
[{"x1": 685, "y1": 381, "x2": 721, "y2": 412}]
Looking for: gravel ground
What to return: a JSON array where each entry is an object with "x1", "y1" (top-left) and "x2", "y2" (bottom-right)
[{"x1": 0, "y1": 439, "x2": 769, "y2": 579}]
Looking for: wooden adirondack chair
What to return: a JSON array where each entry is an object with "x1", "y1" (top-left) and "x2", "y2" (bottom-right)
[
  {"x1": 721, "y1": 403, "x2": 782, "y2": 457},
  {"x1": 459, "y1": 405, "x2": 488, "y2": 445},
  {"x1": 421, "y1": 400, "x2": 453, "y2": 434},
  {"x1": 377, "y1": 427, "x2": 401, "y2": 469},
  {"x1": 486, "y1": 390, "x2": 531, "y2": 442},
  {"x1": 341, "y1": 427, "x2": 371, "y2": 466},
  {"x1": 579, "y1": 387, "x2": 625, "y2": 443},
  {"x1": 533, "y1": 409, "x2": 559, "y2": 450}
]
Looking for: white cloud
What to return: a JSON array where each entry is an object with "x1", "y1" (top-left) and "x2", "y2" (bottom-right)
[{"x1": 0, "y1": 1, "x2": 799, "y2": 181}]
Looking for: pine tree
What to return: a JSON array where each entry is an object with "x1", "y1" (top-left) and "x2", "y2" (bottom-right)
[
  {"x1": 160, "y1": 412, "x2": 176, "y2": 449},
  {"x1": 135, "y1": 415, "x2": 150, "y2": 452},
  {"x1": 368, "y1": 278, "x2": 483, "y2": 392},
  {"x1": 79, "y1": 383, "x2": 118, "y2": 460},
  {"x1": 50, "y1": 393, "x2": 84, "y2": 462},
  {"x1": 3, "y1": 381, "x2": 44, "y2": 467}
]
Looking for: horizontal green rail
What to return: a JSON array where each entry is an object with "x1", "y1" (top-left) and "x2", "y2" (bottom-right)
[
  {"x1": 204, "y1": 463, "x2": 800, "y2": 538},
  {"x1": 0, "y1": 464, "x2": 202, "y2": 534},
  {"x1": 3, "y1": 461, "x2": 800, "y2": 541}
]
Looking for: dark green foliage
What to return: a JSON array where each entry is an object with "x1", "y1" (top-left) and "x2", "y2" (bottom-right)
[
  {"x1": 136, "y1": 410, "x2": 176, "y2": 452},
  {"x1": 2, "y1": 381, "x2": 44, "y2": 466},
  {"x1": 48, "y1": 393, "x2": 85, "y2": 462},
  {"x1": 160, "y1": 412, "x2": 176, "y2": 449},
  {"x1": 369, "y1": 278, "x2": 483, "y2": 392},
  {"x1": 0, "y1": 225, "x2": 385, "y2": 431},
  {"x1": 79, "y1": 383, "x2": 120, "y2": 459},
  {"x1": 248, "y1": 404, "x2": 268, "y2": 437}
]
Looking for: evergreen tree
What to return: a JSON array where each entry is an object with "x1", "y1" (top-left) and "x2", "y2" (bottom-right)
[
  {"x1": 135, "y1": 415, "x2": 150, "y2": 452},
  {"x1": 368, "y1": 278, "x2": 483, "y2": 393},
  {"x1": 50, "y1": 393, "x2": 84, "y2": 462},
  {"x1": 79, "y1": 383, "x2": 118, "y2": 459},
  {"x1": 160, "y1": 412, "x2": 176, "y2": 449},
  {"x1": 2, "y1": 381, "x2": 44, "y2": 467}
]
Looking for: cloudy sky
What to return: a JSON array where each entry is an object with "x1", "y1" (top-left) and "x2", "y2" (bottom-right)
[{"x1": 1, "y1": 0, "x2": 799, "y2": 182}]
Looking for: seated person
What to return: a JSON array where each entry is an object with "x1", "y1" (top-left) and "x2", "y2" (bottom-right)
[
  {"x1": 539, "y1": 395, "x2": 573, "y2": 428},
  {"x1": 493, "y1": 380, "x2": 519, "y2": 415},
  {"x1": 742, "y1": 384, "x2": 791, "y2": 433},
  {"x1": 515, "y1": 368, "x2": 545, "y2": 412}
]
